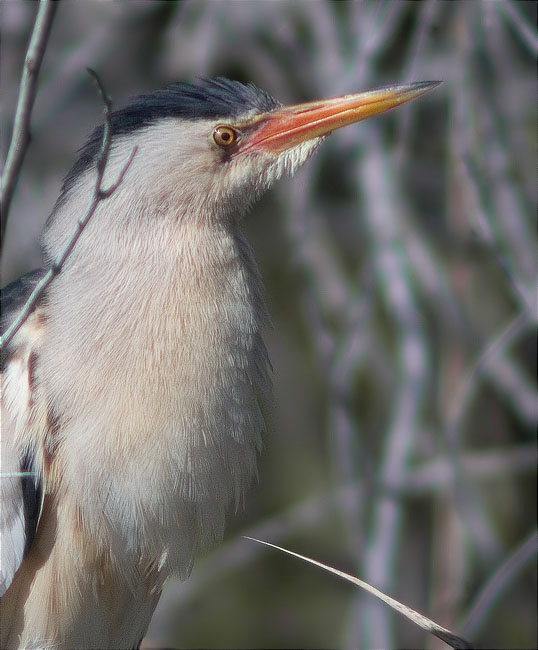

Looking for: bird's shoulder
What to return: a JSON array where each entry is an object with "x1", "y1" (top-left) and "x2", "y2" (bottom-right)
[
  {"x1": 1, "y1": 268, "x2": 47, "y2": 366},
  {"x1": 1, "y1": 268, "x2": 47, "y2": 596}
]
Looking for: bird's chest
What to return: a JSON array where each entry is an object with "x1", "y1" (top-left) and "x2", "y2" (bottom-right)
[{"x1": 42, "y1": 231, "x2": 269, "y2": 575}]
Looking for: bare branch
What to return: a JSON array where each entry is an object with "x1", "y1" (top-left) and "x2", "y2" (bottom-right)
[
  {"x1": 460, "y1": 530, "x2": 538, "y2": 638},
  {"x1": 0, "y1": 71, "x2": 137, "y2": 351},
  {"x1": 497, "y1": 0, "x2": 538, "y2": 56},
  {"x1": 356, "y1": 127, "x2": 429, "y2": 649},
  {"x1": 1, "y1": 0, "x2": 57, "y2": 241},
  {"x1": 446, "y1": 312, "x2": 532, "y2": 443}
]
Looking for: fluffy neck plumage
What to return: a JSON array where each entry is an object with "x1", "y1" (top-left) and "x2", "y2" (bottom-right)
[{"x1": 38, "y1": 180, "x2": 271, "y2": 576}]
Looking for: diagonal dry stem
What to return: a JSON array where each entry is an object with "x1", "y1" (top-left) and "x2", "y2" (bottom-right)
[
  {"x1": 0, "y1": 70, "x2": 137, "y2": 351},
  {"x1": 245, "y1": 537, "x2": 475, "y2": 650}
]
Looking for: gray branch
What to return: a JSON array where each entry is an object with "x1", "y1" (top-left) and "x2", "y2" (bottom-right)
[
  {"x1": 1, "y1": 0, "x2": 57, "y2": 241},
  {"x1": 0, "y1": 71, "x2": 137, "y2": 351}
]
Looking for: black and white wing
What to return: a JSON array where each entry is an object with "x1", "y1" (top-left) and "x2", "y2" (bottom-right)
[{"x1": 1, "y1": 270, "x2": 46, "y2": 595}]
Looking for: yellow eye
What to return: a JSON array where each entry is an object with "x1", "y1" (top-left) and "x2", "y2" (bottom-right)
[{"x1": 213, "y1": 125, "x2": 238, "y2": 147}]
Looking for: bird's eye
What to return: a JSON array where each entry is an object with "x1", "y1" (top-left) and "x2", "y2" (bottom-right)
[{"x1": 213, "y1": 125, "x2": 238, "y2": 147}]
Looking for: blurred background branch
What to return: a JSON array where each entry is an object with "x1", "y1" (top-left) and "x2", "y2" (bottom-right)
[{"x1": 1, "y1": 2, "x2": 536, "y2": 649}]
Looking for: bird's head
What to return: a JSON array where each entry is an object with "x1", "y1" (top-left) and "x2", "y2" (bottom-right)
[{"x1": 45, "y1": 78, "x2": 439, "y2": 256}]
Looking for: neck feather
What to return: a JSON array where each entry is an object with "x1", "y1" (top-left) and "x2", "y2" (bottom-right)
[{"x1": 39, "y1": 196, "x2": 271, "y2": 574}]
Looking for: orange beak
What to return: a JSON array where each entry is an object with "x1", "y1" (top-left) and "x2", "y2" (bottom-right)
[{"x1": 241, "y1": 81, "x2": 440, "y2": 154}]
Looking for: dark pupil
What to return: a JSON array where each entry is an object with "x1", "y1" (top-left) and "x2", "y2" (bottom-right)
[{"x1": 221, "y1": 131, "x2": 230, "y2": 141}]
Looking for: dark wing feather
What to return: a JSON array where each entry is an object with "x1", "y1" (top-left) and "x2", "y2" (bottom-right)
[{"x1": 1, "y1": 269, "x2": 46, "y2": 595}]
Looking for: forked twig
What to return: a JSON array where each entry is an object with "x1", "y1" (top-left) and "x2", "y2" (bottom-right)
[{"x1": 0, "y1": 70, "x2": 137, "y2": 351}]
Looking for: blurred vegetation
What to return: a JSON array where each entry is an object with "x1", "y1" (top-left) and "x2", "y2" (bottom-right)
[{"x1": 1, "y1": 1, "x2": 536, "y2": 649}]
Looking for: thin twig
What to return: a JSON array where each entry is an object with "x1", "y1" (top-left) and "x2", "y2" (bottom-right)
[
  {"x1": 357, "y1": 127, "x2": 428, "y2": 649},
  {"x1": 446, "y1": 311, "x2": 531, "y2": 440},
  {"x1": 460, "y1": 530, "x2": 538, "y2": 638},
  {"x1": 245, "y1": 537, "x2": 475, "y2": 650},
  {"x1": 0, "y1": 71, "x2": 137, "y2": 350},
  {"x1": 1, "y1": 0, "x2": 57, "y2": 241},
  {"x1": 497, "y1": 0, "x2": 538, "y2": 56}
]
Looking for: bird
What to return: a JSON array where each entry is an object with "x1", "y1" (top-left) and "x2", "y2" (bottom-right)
[{"x1": 0, "y1": 77, "x2": 439, "y2": 649}]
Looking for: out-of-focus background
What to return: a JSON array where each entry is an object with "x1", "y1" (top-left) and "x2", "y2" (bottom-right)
[{"x1": 1, "y1": 2, "x2": 536, "y2": 648}]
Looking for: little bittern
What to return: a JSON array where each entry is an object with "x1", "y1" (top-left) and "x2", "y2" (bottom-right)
[{"x1": 0, "y1": 77, "x2": 438, "y2": 649}]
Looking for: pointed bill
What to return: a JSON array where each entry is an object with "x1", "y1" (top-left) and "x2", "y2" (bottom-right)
[{"x1": 242, "y1": 81, "x2": 441, "y2": 154}]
